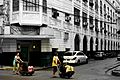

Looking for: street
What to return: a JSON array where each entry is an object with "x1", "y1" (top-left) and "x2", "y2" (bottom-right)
[{"x1": 0, "y1": 58, "x2": 120, "y2": 80}]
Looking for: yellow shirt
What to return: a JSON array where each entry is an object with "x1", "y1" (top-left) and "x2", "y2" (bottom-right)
[
  {"x1": 65, "y1": 65, "x2": 74, "y2": 72},
  {"x1": 52, "y1": 56, "x2": 59, "y2": 67}
]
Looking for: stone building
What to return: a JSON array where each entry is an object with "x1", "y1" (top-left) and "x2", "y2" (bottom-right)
[{"x1": 0, "y1": 0, "x2": 120, "y2": 66}]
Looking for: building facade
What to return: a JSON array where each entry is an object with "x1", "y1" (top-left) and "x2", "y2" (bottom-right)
[{"x1": 0, "y1": 0, "x2": 120, "y2": 66}]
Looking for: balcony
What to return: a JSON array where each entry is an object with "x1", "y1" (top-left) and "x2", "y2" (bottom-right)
[
  {"x1": 11, "y1": 11, "x2": 42, "y2": 26},
  {"x1": 10, "y1": 0, "x2": 42, "y2": 26}
]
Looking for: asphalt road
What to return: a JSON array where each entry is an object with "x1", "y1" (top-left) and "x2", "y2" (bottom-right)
[{"x1": 0, "y1": 57, "x2": 120, "y2": 80}]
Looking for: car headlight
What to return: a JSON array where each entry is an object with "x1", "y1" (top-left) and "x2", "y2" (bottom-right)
[{"x1": 72, "y1": 57, "x2": 76, "y2": 60}]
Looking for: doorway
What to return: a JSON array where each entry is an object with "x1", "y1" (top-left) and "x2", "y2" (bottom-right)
[{"x1": 74, "y1": 34, "x2": 80, "y2": 51}]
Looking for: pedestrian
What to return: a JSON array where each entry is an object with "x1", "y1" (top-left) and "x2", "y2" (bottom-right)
[
  {"x1": 52, "y1": 52, "x2": 61, "y2": 77},
  {"x1": 13, "y1": 52, "x2": 23, "y2": 74}
]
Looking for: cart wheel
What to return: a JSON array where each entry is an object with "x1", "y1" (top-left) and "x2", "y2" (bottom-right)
[
  {"x1": 20, "y1": 73, "x2": 25, "y2": 76},
  {"x1": 30, "y1": 74, "x2": 32, "y2": 76},
  {"x1": 59, "y1": 74, "x2": 64, "y2": 78}
]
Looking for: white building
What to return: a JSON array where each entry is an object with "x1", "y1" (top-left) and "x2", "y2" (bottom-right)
[{"x1": 0, "y1": 0, "x2": 120, "y2": 66}]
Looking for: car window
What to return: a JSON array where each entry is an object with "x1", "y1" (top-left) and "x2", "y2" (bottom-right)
[
  {"x1": 77, "y1": 52, "x2": 84, "y2": 55},
  {"x1": 64, "y1": 52, "x2": 73, "y2": 56},
  {"x1": 73, "y1": 52, "x2": 76, "y2": 55}
]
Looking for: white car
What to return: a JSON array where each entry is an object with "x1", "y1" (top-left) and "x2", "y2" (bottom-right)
[{"x1": 63, "y1": 51, "x2": 88, "y2": 64}]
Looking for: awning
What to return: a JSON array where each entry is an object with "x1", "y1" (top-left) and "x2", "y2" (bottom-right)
[{"x1": 0, "y1": 34, "x2": 55, "y2": 40}]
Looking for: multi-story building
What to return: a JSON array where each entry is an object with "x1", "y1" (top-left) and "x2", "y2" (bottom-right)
[{"x1": 0, "y1": 0, "x2": 120, "y2": 66}]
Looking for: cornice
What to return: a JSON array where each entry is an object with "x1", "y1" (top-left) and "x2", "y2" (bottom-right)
[{"x1": 105, "y1": 0, "x2": 117, "y2": 10}]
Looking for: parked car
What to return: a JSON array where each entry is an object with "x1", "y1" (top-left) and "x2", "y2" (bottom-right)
[
  {"x1": 63, "y1": 51, "x2": 88, "y2": 64},
  {"x1": 117, "y1": 54, "x2": 120, "y2": 61},
  {"x1": 106, "y1": 52, "x2": 117, "y2": 58},
  {"x1": 93, "y1": 52, "x2": 106, "y2": 60}
]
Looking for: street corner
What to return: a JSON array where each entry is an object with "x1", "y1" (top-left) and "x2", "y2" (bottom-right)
[{"x1": 0, "y1": 66, "x2": 13, "y2": 70}]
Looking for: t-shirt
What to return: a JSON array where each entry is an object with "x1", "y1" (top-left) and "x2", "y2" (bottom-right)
[
  {"x1": 65, "y1": 65, "x2": 74, "y2": 72},
  {"x1": 52, "y1": 56, "x2": 59, "y2": 67}
]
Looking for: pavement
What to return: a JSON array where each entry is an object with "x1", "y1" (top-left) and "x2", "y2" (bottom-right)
[{"x1": 0, "y1": 66, "x2": 52, "y2": 71}]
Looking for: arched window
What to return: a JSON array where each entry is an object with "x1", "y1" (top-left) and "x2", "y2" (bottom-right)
[
  {"x1": 13, "y1": 0, "x2": 19, "y2": 11},
  {"x1": 43, "y1": 0, "x2": 47, "y2": 13},
  {"x1": 95, "y1": 0, "x2": 98, "y2": 11},
  {"x1": 104, "y1": 4, "x2": 106, "y2": 19},
  {"x1": 100, "y1": 1, "x2": 102, "y2": 15}
]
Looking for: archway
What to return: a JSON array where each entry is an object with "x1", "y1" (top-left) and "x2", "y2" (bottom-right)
[
  {"x1": 90, "y1": 37, "x2": 94, "y2": 58},
  {"x1": 104, "y1": 40, "x2": 106, "y2": 52},
  {"x1": 114, "y1": 42, "x2": 115, "y2": 50},
  {"x1": 111, "y1": 41, "x2": 112, "y2": 51},
  {"x1": 95, "y1": 38, "x2": 99, "y2": 51},
  {"x1": 83, "y1": 36, "x2": 87, "y2": 55},
  {"x1": 101, "y1": 39, "x2": 103, "y2": 51},
  {"x1": 108, "y1": 40, "x2": 110, "y2": 51},
  {"x1": 74, "y1": 34, "x2": 80, "y2": 51}
]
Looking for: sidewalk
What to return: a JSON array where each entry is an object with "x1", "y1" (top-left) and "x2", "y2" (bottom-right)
[{"x1": 0, "y1": 66, "x2": 52, "y2": 71}]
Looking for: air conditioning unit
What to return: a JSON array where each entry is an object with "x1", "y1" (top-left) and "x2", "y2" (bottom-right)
[
  {"x1": 65, "y1": 16, "x2": 71, "y2": 22},
  {"x1": 89, "y1": 24, "x2": 94, "y2": 29},
  {"x1": 75, "y1": 18, "x2": 80, "y2": 23},
  {"x1": 83, "y1": 22, "x2": 88, "y2": 26}
]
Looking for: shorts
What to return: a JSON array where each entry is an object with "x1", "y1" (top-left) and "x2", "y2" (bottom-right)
[{"x1": 53, "y1": 66, "x2": 57, "y2": 72}]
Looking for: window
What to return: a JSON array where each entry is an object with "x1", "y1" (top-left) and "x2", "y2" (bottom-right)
[
  {"x1": 110, "y1": 10, "x2": 112, "y2": 21},
  {"x1": 52, "y1": 8, "x2": 59, "y2": 19},
  {"x1": 23, "y1": 0, "x2": 39, "y2": 11},
  {"x1": 83, "y1": 0, "x2": 88, "y2": 2},
  {"x1": 95, "y1": 0, "x2": 98, "y2": 11},
  {"x1": 83, "y1": 12, "x2": 87, "y2": 22},
  {"x1": 113, "y1": 12, "x2": 115, "y2": 22},
  {"x1": 77, "y1": 52, "x2": 84, "y2": 55},
  {"x1": 104, "y1": 4, "x2": 106, "y2": 19},
  {"x1": 13, "y1": 0, "x2": 19, "y2": 11},
  {"x1": 104, "y1": 23, "x2": 107, "y2": 35},
  {"x1": 89, "y1": 0, "x2": 94, "y2": 7},
  {"x1": 100, "y1": 1, "x2": 102, "y2": 15},
  {"x1": 107, "y1": 7, "x2": 109, "y2": 21},
  {"x1": 82, "y1": 12, "x2": 88, "y2": 27},
  {"x1": 43, "y1": 0, "x2": 47, "y2": 13},
  {"x1": 74, "y1": 8, "x2": 80, "y2": 26},
  {"x1": 89, "y1": 16, "x2": 94, "y2": 29},
  {"x1": 95, "y1": 19, "x2": 99, "y2": 32},
  {"x1": 100, "y1": 21, "x2": 103, "y2": 33},
  {"x1": 65, "y1": 13, "x2": 71, "y2": 22},
  {"x1": 64, "y1": 32, "x2": 69, "y2": 41},
  {"x1": 89, "y1": 16, "x2": 93, "y2": 24}
]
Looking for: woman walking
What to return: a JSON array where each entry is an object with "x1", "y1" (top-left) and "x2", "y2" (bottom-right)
[{"x1": 13, "y1": 52, "x2": 23, "y2": 74}]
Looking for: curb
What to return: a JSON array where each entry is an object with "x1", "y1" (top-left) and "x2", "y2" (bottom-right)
[{"x1": 0, "y1": 66, "x2": 52, "y2": 71}]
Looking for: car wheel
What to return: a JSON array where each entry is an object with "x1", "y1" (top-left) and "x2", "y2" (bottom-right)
[
  {"x1": 77, "y1": 60, "x2": 81, "y2": 65},
  {"x1": 85, "y1": 59, "x2": 88, "y2": 64}
]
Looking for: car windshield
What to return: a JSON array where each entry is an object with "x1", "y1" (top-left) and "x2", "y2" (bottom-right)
[
  {"x1": 96, "y1": 52, "x2": 103, "y2": 54},
  {"x1": 77, "y1": 52, "x2": 84, "y2": 55},
  {"x1": 64, "y1": 52, "x2": 76, "y2": 56}
]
